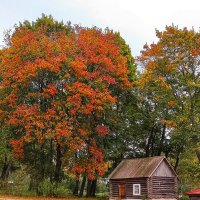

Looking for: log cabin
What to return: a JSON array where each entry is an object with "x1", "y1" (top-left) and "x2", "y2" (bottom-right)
[{"x1": 108, "y1": 156, "x2": 178, "y2": 200}]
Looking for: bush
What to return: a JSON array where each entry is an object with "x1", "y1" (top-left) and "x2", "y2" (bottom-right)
[
  {"x1": 96, "y1": 178, "x2": 109, "y2": 197},
  {"x1": 179, "y1": 195, "x2": 189, "y2": 200},
  {"x1": 38, "y1": 179, "x2": 72, "y2": 197},
  {"x1": 0, "y1": 168, "x2": 35, "y2": 196},
  {"x1": 0, "y1": 167, "x2": 75, "y2": 197}
]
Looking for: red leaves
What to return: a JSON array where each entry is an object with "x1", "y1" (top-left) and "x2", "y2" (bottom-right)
[
  {"x1": 9, "y1": 139, "x2": 24, "y2": 159},
  {"x1": 101, "y1": 74, "x2": 116, "y2": 84},
  {"x1": 7, "y1": 94, "x2": 17, "y2": 108},
  {"x1": 0, "y1": 22, "x2": 133, "y2": 179},
  {"x1": 95, "y1": 125, "x2": 109, "y2": 136},
  {"x1": 56, "y1": 121, "x2": 72, "y2": 138},
  {"x1": 47, "y1": 85, "x2": 58, "y2": 96},
  {"x1": 68, "y1": 138, "x2": 108, "y2": 180},
  {"x1": 78, "y1": 128, "x2": 89, "y2": 136},
  {"x1": 66, "y1": 82, "x2": 116, "y2": 117}
]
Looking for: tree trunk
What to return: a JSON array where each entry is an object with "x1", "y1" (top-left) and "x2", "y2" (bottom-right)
[
  {"x1": 79, "y1": 174, "x2": 86, "y2": 197},
  {"x1": 90, "y1": 179, "x2": 97, "y2": 197},
  {"x1": 195, "y1": 149, "x2": 200, "y2": 162},
  {"x1": 40, "y1": 143, "x2": 45, "y2": 181},
  {"x1": 157, "y1": 123, "x2": 166, "y2": 156},
  {"x1": 0, "y1": 158, "x2": 11, "y2": 180},
  {"x1": 86, "y1": 178, "x2": 97, "y2": 197},
  {"x1": 174, "y1": 153, "x2": 180, "y2": 172},
  {"x1": 73, "y1": 178, "x2": 80, "y2": 196},
  {"x1": 145, "y1": 125, "x2": 155, "y2": 157},
  {"x1": 150, "y1": 129, "x2": 156, "y2": 157},
  {"x1": 86, "y1": 179, "x2": 92, "y2": 197},
  {"x1": 50, "y1": 139, "x2": 53, "y2": 183},
  {"x1": 54, "y1": 143, "x2": 62, "y2": 182}
]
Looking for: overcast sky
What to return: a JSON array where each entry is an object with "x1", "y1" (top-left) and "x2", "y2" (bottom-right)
[{"x1": 1, "y1": 0, "x2": 200, "y2": 56}]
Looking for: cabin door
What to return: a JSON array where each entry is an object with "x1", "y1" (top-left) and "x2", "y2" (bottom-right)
[{"x1": 118, "y1": 184, "x2": 126, "y2": 199}]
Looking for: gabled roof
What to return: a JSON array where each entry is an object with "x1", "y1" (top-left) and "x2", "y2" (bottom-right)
[
  {"x1": 108, "y1": 156, "x2": 177, "y2": 179},
  {"x1": 185, "y1": 189, "x2": 200, "y2": 195}
]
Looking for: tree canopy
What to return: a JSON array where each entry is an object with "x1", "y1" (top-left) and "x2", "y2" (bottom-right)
[{"x1": 0, "y1": 16, "x2": 200, "y2": 197}]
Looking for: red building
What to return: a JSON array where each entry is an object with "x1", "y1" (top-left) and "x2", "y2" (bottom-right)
[{"x1": 185, "y1": 189, "x2": 200, "y2": 200}]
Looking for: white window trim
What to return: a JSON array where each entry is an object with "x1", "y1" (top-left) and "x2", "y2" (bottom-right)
[{"x1": 133, "y1": 184, "x2": 141, "y2": 195}]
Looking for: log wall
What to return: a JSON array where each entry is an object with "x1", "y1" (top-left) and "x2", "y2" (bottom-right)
[
  {"x1": 150, "y1": 176, "x2": 178, "y2": 199},
  {"x1": 110, "y1": 178, "x2": 148, "y2": 199}
]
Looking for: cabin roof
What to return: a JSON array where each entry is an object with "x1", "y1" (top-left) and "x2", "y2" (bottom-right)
[{"x1": 108, "y1": 156, "x2": 177, "y2": 179}]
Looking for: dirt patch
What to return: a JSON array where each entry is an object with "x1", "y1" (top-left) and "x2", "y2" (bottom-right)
[{"x1": 0, "y1": 196, "x2": 99, "y2": 200}]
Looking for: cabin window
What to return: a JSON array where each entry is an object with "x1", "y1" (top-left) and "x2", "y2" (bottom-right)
[{"x1": 133, "y1": 184, "x2": 141, "y2": 195}]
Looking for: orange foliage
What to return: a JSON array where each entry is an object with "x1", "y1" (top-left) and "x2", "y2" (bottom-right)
[{"x1": 0, "y1": 24, "x2": 132, "y2": 179}]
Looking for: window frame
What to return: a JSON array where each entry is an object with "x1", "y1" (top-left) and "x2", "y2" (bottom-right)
[{"x1": 133, "y1": 184, "x2": 141, "y2": 195}]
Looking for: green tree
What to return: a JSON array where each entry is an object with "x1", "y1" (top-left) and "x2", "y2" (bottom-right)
[{"x1": 138, "y1": 25, "x2": 200, "y2": 173}]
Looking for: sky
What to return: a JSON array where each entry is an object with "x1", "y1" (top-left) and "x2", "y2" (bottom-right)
[{"x1": 1, "y1": 0, "x2": 200, "y2": 56}]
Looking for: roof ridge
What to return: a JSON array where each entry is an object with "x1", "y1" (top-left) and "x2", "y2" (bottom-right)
[{"x1": 122, "y1": 156, "x2": 165, "y2": 160}]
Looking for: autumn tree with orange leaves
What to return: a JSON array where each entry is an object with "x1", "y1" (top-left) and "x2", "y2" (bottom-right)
[
  {"x1": 138, "y1": 25, "x2": 200, "y2": 173},
  {"x1": 0, "y1": 15, "x2": 134, "y2": 195}
]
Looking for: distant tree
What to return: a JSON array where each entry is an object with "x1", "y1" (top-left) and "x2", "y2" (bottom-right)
[{"x1": 138, "y1": 25, "x2": 200, "y2": 170}]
